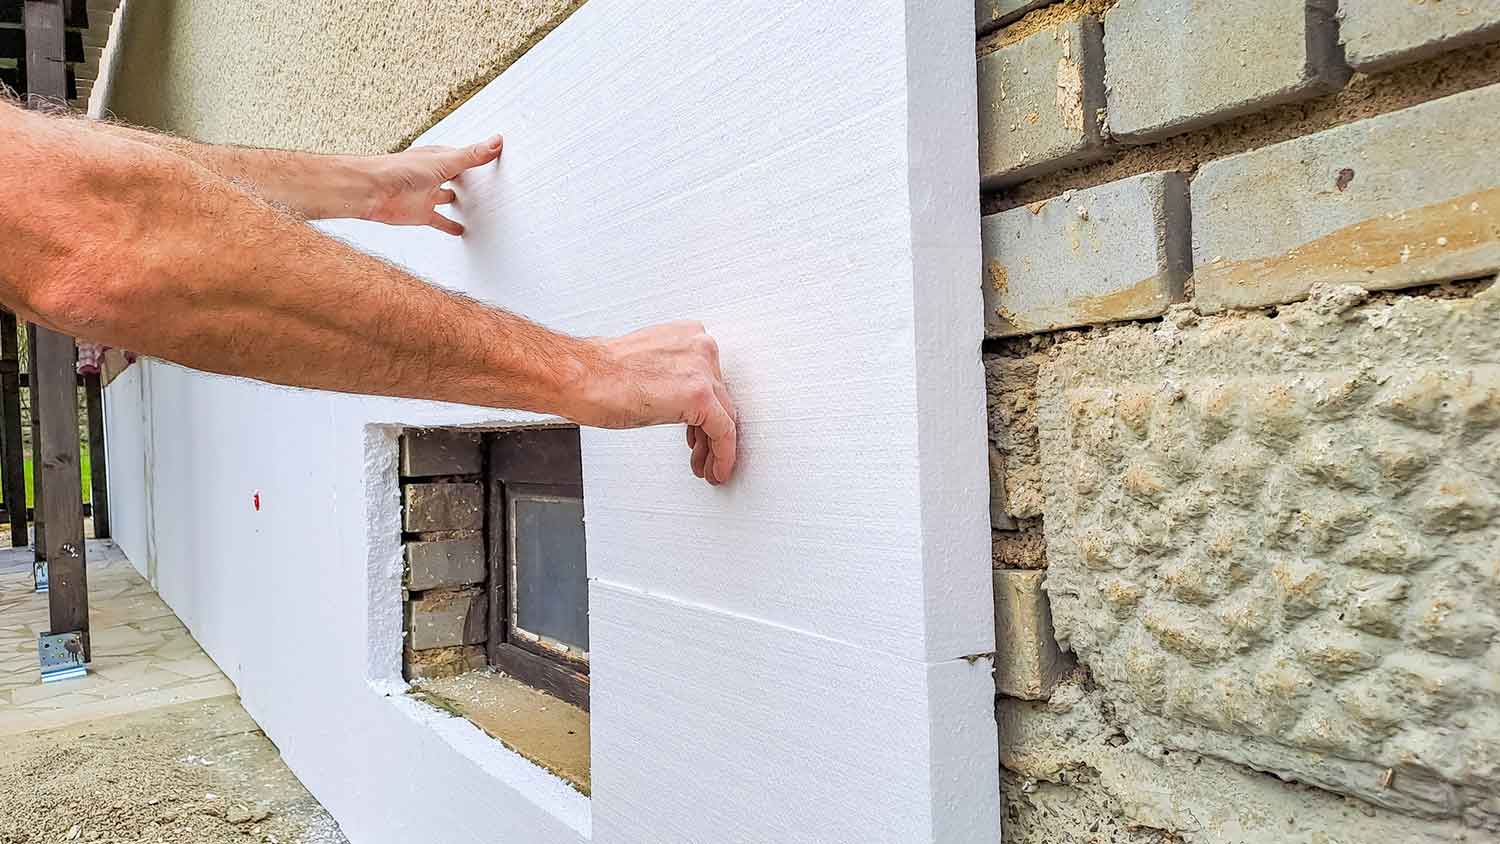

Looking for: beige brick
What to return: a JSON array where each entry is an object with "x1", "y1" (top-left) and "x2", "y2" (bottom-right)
[
  {"x1": 405, "y1": 644, "x2": 486, "y2": 681},
  {"x1": 405, "y1": 536, "x2": 486, "y2": 591},
  {"x1": 403, "y1": 482, "x2": 484, "y2": 532},
  {"x1": 993, "y1": 570, "x2": 1071, "y2": 700},
  {"x1": 400, "y1": 428, "x2": 482, "y2": 477},
  {"x1": 977, "y1": 17, "x2": 1106, "y2": 187},
  {"x1": 408, "y1": 589, "x2": 487, "y2": 650}
]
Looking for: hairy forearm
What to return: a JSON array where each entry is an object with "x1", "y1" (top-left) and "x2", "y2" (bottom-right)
[
  {"x1": 0, "y1": 103, "x2": 599, "y2": 416},
  {"x1": 87, "y1": 119, "x2": 374, "y2": 220}
]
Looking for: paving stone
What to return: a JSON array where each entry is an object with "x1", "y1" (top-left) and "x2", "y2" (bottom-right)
[
  {"x1": 408, "y1": 590, "x2": 487, "y2": 650},
  {"x1": 400, "y1": 428, "x2": 482, "y2": 477},
  {"x1": 1104, "y1": 0, "x2": 1349, "y2": 143},
  {"x1": 977, "y1": 16, "x2": 1106, "y2": 186},
  {"x1": 402, "y1": 482, "x2": 484, "y2": 532},
  {"x1": 1193, "y1": 83, "x2": 1500, "y2": 312},
  {"x1": 992, "y1": 569, "x2": 1071, "y2": 700},
  {"x1": 405, "y1": 536, "x2": 486, "y2": 591},
  {"x1": 1340, "y1": 0, "x2": 1500, "y2": 72},
  {"x1": 976, "y1": 0, "x2": 1052, "y2": 33},
  {"x1": 981, "y1": 171, "x2": 1189, "y2": 336}
]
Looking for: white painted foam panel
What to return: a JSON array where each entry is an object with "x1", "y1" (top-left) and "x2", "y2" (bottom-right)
[{"x1": 102, "y1": 1, "x2": 998, "y2": 841}]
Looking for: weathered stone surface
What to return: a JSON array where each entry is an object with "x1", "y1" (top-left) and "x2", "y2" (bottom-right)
[
  {"x1": 400, "y1": 428, "x2": 482, "y2": 477},
  {"x1": 402, "y1": 482, "x2": 484, "y2": 532},
  {"x1": 408, "y1": 589, "x2": 487, "y2": 650},
  {"x1": 1104, "y1": 0, "x2": 1348, "y2": 143},
  {"x1": 996, "y1": 679, "x2": 1482, "y2": 843},
  {"x1": 1193, "y1": 83, "x2": 1500, "y2": 312},
  {"x1": 405, "y1": 536, "x2": 486, "y2": 591},
  {"x1": 1340, "y1": 0, "x2": 1500, "y2": 72},
  {"x1": 1030, "y1": 287, "x2": 1500, "y2": 825},
  {"x1": 976, "y1": 0, "x2": 1051, "y2": 33},
  {"x1": 988, "y1": 445, "x2": 1017, "y2": 531},
  {"x1": 985, "y1": 352, "x2": 1044, "y2": 521},
  {"x1": 993, "y1": 570, "x2": 1072, "y2": 700},
  {"x1": 981, "y1": 172, "x2": 1189, "y2": 336},
  {"x1": 405, "y1": 644, "x2": 486, "y2": 681},
  {"x1": 977, "y1": 17, "x2": 1106, "y2": 186}
]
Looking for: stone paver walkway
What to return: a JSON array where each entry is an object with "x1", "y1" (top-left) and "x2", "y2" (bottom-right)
[{"x1": 0, "y1": 539, "x2": 237, "y2": 736}]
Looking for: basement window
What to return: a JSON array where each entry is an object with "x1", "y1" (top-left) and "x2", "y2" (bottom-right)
[
  {"x1": 486, "y1": 428, "x2": 590, "y2": 709},
  {"x1": 399, "y1": 425, "x2": 590, "y2": 794}
]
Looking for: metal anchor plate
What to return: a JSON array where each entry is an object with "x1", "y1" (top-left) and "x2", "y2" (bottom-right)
[{"x1": 38, "y1": 631, "x2": 86, "y2": 683}]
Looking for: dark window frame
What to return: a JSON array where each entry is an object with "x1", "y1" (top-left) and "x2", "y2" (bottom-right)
[{"x1": 486, "y1": 427, "x2": 590, "y2": 711}]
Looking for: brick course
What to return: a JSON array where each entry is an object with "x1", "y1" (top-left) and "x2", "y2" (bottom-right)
[
  {"x1": 406, "y1": 536, "x2": 486, "y2": 591},
  {"x1": 977, "y1": 17, "x2": 1106, "y2": 186},
  {"x1": 409, "y1": 589, "x2": 488, "y2": 650},
  {"x1": 976, "y1": 0, "x2": 1052, "y2": 33},
  {"x1": 400, "y1": 428, "x2": 482, "y2": 477},
  {"x1": 1193, "y1": 83, "x2": 1500, "y2": 312},
  {"x1": 403, "y1": 482, "x2": 485, "y2": 532},
  {"x1": 992, "y1": 570, "x2": 1072, "y2": 700},
  {"x1": 1340, "y1": 0, "x2": 1500, "y2": 72},
  {"x1": 1103, "y1": 0, "x2": 1348, "y2": 143},
  {"x1": 981, "y1": 171, "x2": 1188, "y2": 336}
]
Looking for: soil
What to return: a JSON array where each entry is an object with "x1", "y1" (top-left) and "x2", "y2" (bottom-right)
[{"x1": 0, "y1": 697, "x2": 345, "y2": 844}]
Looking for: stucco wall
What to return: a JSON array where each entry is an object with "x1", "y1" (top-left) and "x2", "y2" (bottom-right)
[{"x1": 104, "y1": 0, "x2": 584, "y2": 152}]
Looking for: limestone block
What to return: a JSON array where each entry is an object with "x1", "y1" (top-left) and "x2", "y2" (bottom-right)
[
  {"x1": 981, "y1": 171, "x2": 1189, "y2": 336},
  {"x1": 402, "y1": 482, "x2": 484, "y2": 532},
  {"x1": 1194, "y1": 83, "x2": 1500, "y2": 312},
  {"x1": 993, "y1": 570, "x2": 1072, "y2": 699},
  {"x1": 405, "y1": 536, "x2": 486, "y2": 591},
  {"x1": 408, "y1": 589, "x2": 487, "y2": 650},
  {"x1": 400, "y1": 428, "x2": 482, "y2": 477},
  {"x1": 405, "y1": 644, "x2": 486, "y2": 681},
  {"x1": 976, "y1": 0, "x2": 1051, "y2": 33},
  {"x1": 1033, "y1": 288, "x2": 1500, "y2": 824},
  {"x1": 1340, "y1": 0, "x2": 1500, "y2": 72},
  {"x1": 1104, "y1": 0, "x2": 1348, "y2": 143},
  {"x1": 977, "y1": 16, "x2": 1106, "y2": 186}
]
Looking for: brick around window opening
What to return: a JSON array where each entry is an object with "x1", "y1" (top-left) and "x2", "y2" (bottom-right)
[{"x1": 398, "y1": 426, "x2": 589, "y2": 713}]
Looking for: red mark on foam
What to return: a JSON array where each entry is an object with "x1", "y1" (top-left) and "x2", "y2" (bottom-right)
[{"x1": 253, "y1": 491, "x2": 261, "y2": 511}]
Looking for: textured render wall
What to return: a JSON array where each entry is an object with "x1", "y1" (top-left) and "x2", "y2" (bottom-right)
[
  {"x1": 975, "y1": 1, "x2": 1500, "y2": 841},
  {"x1": 103, "y1": 0, "x2": 584, "y2": 152},
  {"x1": 102, "y1": 2, "x2": 998, "y2": 842}
]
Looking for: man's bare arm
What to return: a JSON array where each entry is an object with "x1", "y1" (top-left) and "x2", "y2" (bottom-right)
[
  {"x1": 88, "y1": 115, "x2": 502, "y2": 234},
  {"x1": 0, "y1": 103, "x2": 738, "y2": 483}
]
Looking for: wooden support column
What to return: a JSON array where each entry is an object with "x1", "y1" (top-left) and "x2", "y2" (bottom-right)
[
  {"x1": 27, "y1": 0, "x2": 89, "y2": 659},
  {"x1": 0, "y1": 311, "x2": 27, "y2": 547},
  {"x1": 83, "y1": 372, "x2": 109, "y2": 538},
  {"x1": 27, "y1": 325, "x2": 44, "y2": 561}
]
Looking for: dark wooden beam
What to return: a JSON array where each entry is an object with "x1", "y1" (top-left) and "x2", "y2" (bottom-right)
[
  {"x1": 27, "y1": 323, "x2": 43, "y2": 561},
  {"x1": 0, "y1": 311, "x2": 27, "y2": 547},
  {"x1": 83, "y1": 371, "x2": 108, "y2": 538},
  {"x1": 27, "y1": 0, "x2": 88, "y2": 660}
]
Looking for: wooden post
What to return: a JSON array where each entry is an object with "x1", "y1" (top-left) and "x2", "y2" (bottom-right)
[
  {"x1": 0, "y1": 311, "x2": 27, "y2": 547},
  {"x1": 27, "y1": 0, "x2": 89, "y2": 659},
  {"x1": 27, "y1": 325, "x2": 44, "y2": 561},
  {"x1": 83, "y1": 372, "x2": 109, "y2": 538}
]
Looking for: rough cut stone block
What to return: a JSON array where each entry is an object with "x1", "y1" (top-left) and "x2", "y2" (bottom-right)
[
  {"x1": 405, "y1": 536, "x2": 486, "y2": 591},
  {"x1": 1035, "y1": 287, "x2": 1500, "y2": 823},
  {"x1": 976, "y1": 0, "x2": 1051, "y2": 33},
  {"x1": 977, "y1": 17, "x2": 1106, "y2": 187},
  {"x1": 981, "y1": 171, "x2": 1189, "y2": 336},
  {"x1": 400, "y1": 428, "x2": 482, "y2": 477},
  {"x1": 403, "y1": 482, "x2": 484, "y2": 532},
  {"x1": 992, "y1": 570, "x2": 1071, "y2": 700},
  {"x1": 1340, "y1": 0, "x2": 1500, "y2": 72},
  {"x1": 988, "y1": 445, "x2": 1016, "y2": 531},
  {"x1": 405, "y1": 644, "x2": 486, "y2": 680},
  {"x1": 1194, "y1": 83, "x2": 1500, "y2": 312},
  {"x1": 1104, "y1": 0, "x2": 1348, "y2": 143},
  {"x1": 408, "y1": 589, "x2": 487, "y2": 650}
]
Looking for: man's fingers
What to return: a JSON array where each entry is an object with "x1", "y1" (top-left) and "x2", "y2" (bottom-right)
[
  {"x1": 690, "y1": 433, "x2": 711, "y2": 479},
  {"x1": 441, "y1": 134, "x2": 503, "y2": 179},
  {"x1": 435, "y1": 188, "x2": 458, "y2": 206},
  {"x1": 687, "y1": 425, "x2": 699, "y2": 448},
  {"x1": 699, "y1": 388, "x2": 738, "y2": 483},
  {"x1": 428, "y1": 211, "x2": 465, "y2": 236}
]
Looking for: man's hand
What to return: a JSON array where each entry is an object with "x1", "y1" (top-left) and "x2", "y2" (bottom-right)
[
  {"x1": 577, "y1": 322, "x2": 739, "y2": 485},
  {"x1": 362, "y1": 135, "x2": 504, "y2": 235}
]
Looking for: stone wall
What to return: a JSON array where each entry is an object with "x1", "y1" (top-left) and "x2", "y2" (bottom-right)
[{"x1": 979, "y1": 2, "x2": 1500, "y2": 841}]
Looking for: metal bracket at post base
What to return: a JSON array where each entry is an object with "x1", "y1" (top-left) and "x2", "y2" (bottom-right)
[
  {"x1": 38, "y1": 631, "x2": 86, "y2": 683},
  {"x1": 33, "y1": 560, "x2": 47, "y2": 593}
]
